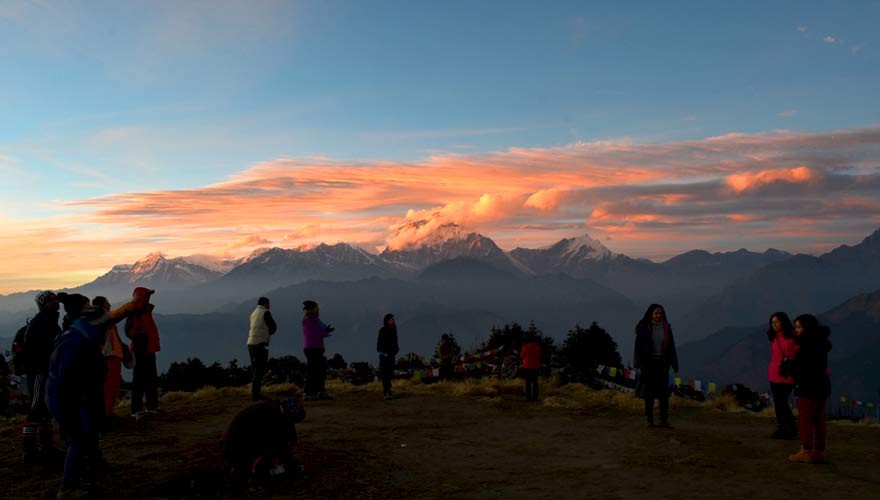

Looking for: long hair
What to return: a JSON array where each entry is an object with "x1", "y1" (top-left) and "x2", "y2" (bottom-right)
[
  {"x1": 637, "y1": 303, "x2": 666, "y2": 330},
  {"x1": 766, "y1": 311, "x2": 794, "y2": 341},
  {"x1": 794, "y1": 313, "x2": 830, "y2": 338}
]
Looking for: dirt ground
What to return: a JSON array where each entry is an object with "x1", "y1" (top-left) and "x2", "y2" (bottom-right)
[{"x1": 1, "y1": 380, "x2": 878, "y2": 500}]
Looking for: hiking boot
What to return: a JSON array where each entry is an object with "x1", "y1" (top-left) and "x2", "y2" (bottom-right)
[
  {"x1": 788, "y1": 447, "x2": 812, "y2": 463},
  {"x1": 131, "y1": 411, "x2": 144, "y2": 418},
  {"x1": 56, "y1": 487, "x2": 89, "y2": 500},
  {"x1": 303, "y1": 394, "x2": 315, "y2": 401},
  {"x1": 384, "y1": 393, "x2": 393, "y2": 400},
  {"x1": 809, "y1": 450, "x2": 826, "y2": 464},
  {"x1": 144, "y1": 408, "x2": 162, "y2": 414}
]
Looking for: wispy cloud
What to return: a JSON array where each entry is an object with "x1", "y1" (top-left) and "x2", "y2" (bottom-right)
[
  {"x1": 797, "y1": 26, "x2": 809, "y2": 34},
  {"x1": 3, "y1": 126, "x2": 880, "y2": 292},
  {"x1": 851, "y1": 43, "x2": 865, "y2": 54},
  {"x1": 777, "y1": 110, "x2": 798, "y2": 117},
  {"x1": 823, "y1": 35, "x2": 838, "y2": 44}
]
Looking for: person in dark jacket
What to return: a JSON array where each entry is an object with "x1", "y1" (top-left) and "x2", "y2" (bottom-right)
[
  {"x1": 377, "y1": 314, "x2": 400, "y2": 400},
  {"x1": 47, "y1": 302, "x2": 136, "y2": 500},
  {"x1": 247, "y1": 297, "x2": 279, "y2": 401},
  {"x1": 222, "y1": 398, "x2": 304, "y2": 491},
  {"x1": 786, "y1": 314, "x2": 832, "y2": 464},
  {"x1": 21, "y1": 290, "x2": 65, "y2": 465},
  {"x1": 766, "y1": 312, "x2": 799, "y2": 440},
  {"x1": 125, "y1": 287, "x2": 161, "y2": 415},
  {"x1": 58, "y1": 293, "x2": 90, "y2": 333},
  {"x1": 633, "y1": 304, "x2": 679, "y2": 428}
]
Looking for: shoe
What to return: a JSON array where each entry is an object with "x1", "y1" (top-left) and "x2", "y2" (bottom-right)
[
  {"x1": 384, "y1": 393, "x2": 393, "y2": 400},
  {"x1": 658, "y1": 421, "x2": 673, "y2": 429},
  {"x1": 303, "y1": 394, "x2": 315, "y2": 401},
  {"x1": 771, "y1": 428, "x2": 786, "y2": 439},
  {"x1": 645, "y1": 421, "x2": 655, "y2": 428},
  {"x1": 56, "y1": 487, "x2": 89, "y2": 500},
  {"x1": 809, "y1": 450, "x2": 825, "y2": 464},
  {"x1": 144, "y1": 408, "x2": 162, "y2": 414},
  {"x1": 131, "y1": 411, "x2": 144, "y2": 418},
  {"x1": 788, "y1": 447, "x2": 812, "y2": 463},
  {"x1": 318, "y1": 392, "x2": 334, "y2": 400}
]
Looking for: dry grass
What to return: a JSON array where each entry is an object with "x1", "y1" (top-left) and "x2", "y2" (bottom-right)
[{"x1": 702, "y1": 394, "x2": 743, "y2": 412}]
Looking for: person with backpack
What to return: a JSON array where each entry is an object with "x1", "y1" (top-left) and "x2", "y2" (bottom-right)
[
  {"x1": 125, "y1": 287, "x2": 161, "y2": 416},
  {"x1": 20, "y1": 290, "x2": 65, "y2": 465},
  {"x1": 302, "y1": 300, "x2": 334, "y2": 401},
  {"x1": 520, "y1": 333, "x2": 542, "y2": 401},
  {"x1": 633, "y1": 304, "x2": 679, "y2": 428},
  {"x1": 377, "y1": 313, "x2": 400, "y2": 400},
  {"x1": 786, "y1": 314, "x2": 832, "y2": 464},
  {"x1": 767, "y1": 312, "x2": 799, "y2": 440},
  {"x1": 222, "y1": 398, "x2": 305, "y2": 492},
  {"x1": 247, "y1": 297, "x2": 278, "y2": 401}
]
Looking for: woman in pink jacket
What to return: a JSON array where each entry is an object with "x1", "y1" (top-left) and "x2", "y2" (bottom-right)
[
  {"x1": 767, "y1": 312, "x2": 799, "y2": 439},
  {"x1": 302, "y1": 300, "x2": 334, "y2": 401}
]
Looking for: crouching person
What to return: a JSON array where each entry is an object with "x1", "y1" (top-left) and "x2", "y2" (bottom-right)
[{"x1": 222, "y1": 398, "x2": 305, "y2": 492}]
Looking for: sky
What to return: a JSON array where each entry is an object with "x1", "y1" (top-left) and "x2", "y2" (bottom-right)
[{"x1": 1, "y1": 0, "x2": 879, "y2": 293}]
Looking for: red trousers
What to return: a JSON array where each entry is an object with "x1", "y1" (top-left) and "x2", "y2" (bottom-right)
[
  {"x1": 104, "y1": 358, "x2": 123, "y2": 417},
  {"x1": 797, "y1": 397, "x2": 827, "y2": 451}
]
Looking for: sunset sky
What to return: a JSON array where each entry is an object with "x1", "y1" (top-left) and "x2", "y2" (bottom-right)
[{"x1": 1, "y1": 0, "x2": 879, "y2": 293}]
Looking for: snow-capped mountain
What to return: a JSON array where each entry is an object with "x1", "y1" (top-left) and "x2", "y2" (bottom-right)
[
  {"x1": 82, "y1": 253, "x2": 224, "y2": 290},
  {"x1": 380, "y1": 223, "x2": 520, "y2": 272}
]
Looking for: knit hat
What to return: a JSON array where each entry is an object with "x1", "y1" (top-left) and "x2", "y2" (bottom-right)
[
  {"x1": 302, "y1": 300, "x2": 318, "y2": 310},
  {"x1": 58, "y1": 293, "x2": 90, "y2": 315},
  {"x1": 34, "y1": 290, "x2": 57, "y2": 308}
]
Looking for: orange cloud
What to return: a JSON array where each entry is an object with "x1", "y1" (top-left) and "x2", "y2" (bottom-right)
[{"x1": 2, "y1": 127, "x2": 880, "y2": 293}]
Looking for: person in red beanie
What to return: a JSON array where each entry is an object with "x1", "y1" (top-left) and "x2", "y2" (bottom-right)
[{"x1": 125, "y1": 287, "x2": 161, "y2": 416}]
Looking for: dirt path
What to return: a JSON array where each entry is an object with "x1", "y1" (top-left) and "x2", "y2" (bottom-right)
[{"x1": 1, "y1": 383, "x2": 878, "y2": 500}]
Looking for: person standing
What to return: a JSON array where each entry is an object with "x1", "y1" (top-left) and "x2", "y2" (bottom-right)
[
  {"x1": 634, "y1": 304, "x2": 679, "y2": 428},
  {"x1": 125, "y1": 287, "x2": 161, "y2": 416},
  {"x1": 767, "y1": 312, "x2": 799, "y2": 440},
  {"x1": 520, "y1": 333, "x2": 542, "y2": 401},
  {"x1": 787, "y1": 314, "x2": 832, "y2": 464},
  {"x1": 301, "y1": 300, "x2": 334, "y2": 401},
  {"x1": 376, "y1": 314, "x2": 400, "y2": 400},
  {"x1": 21, "y1": 291, "x2": 65, "y2": 464},
  {"x1": 92, "y1": 296, "x2": 127, "y2": 421},
  {"x1": 436, "y1": 334, "x2": 457, "y2": 381},
  {"x1": 247, "y1": 297, "x2": 278, "y2": 401}
]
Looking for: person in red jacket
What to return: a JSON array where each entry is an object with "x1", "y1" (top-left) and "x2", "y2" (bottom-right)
[
  {"x1": 520, "y1": 333, "x2": 542, "y2": 401},
  {"x1": 767, "y1": 312, "x2": 799, "y2": 440},
  {"x1": 125, "y1": 287, "x2": 161, "y2": 416}
]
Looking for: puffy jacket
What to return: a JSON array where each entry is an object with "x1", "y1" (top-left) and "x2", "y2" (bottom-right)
[
  {"x1": 792, "y1": 327, "x2": 832, "y2": 400},
  {"x1": 302, "y1": 316, "x2": 331, "y2": 350},
  {"x1": 768, "y1": 331, "x2": 798, "y2": 384},
  {"x1": 248, "y1": 306, "x2": 278, "y2": 346},
  {"x1": 520, "y1": 341, "x2": 542, "y2": 370},
  {"x1": 22, "y1": 310, "x2": 62, "y2": 375},
  {"x1": 46, "y1": 319, "x2": 107, "y2": 435},
  {"x1": 125, "y1": 287, "x2": 160, "y2": 354}
]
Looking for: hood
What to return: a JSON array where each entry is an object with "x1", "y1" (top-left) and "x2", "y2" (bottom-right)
[
  {"x1": 132, "y1": 287, "x2": 155, "y2": 309},
  {"x1": 70, "y1": 318, "x2": 106, "y2": 345}
]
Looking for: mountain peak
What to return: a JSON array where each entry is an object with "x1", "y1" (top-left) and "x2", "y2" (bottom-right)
[{"x1": 558, "y1": 234, "x2": 614, "y2": 260}]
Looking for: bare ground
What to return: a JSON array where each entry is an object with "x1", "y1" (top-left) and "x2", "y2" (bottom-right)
[{"x1": 1, "y1": 380, "x2": 878, "y2": 500}]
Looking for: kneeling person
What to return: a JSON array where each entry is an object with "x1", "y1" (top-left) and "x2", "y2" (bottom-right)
[{"x1": 222, "y1": 398, "x2": 305, "y2": 490}]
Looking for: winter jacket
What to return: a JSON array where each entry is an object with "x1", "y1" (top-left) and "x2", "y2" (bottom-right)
[
  {"x1": 520, "y1": 341, "x2": 542, "y2": 370},
  {"x1": 376, "y1": 326, "x2": 399, "y2": 357},
  {"x1": 248, "y1": 306, "x2": 278, "y2": 346},
  {"x1": 633, "y1": 321, "x2": 679, "y2": 373},
  {"x1": 302, "y1": 316, "x2": 331, "y2": 350},
  {"x1": 22, "y1": 310, "x2": 62, "y2": 375},
  {"x1": 792, "y1": 328, "x2": 832, "y2": 400},
  {"x1": 768, "y1": 331, "x2": 798, "y2": 384},
  {"x1": 125, "y1": 287, "x2": 160, "y2": 354},
  {"x1": 46, "y1": 319, "x2": 107, "y2": 435}
]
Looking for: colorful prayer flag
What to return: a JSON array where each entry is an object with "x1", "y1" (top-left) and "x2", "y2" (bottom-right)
[
  {"x1": 674, "y1": 377, "x2": 682, "y2": 386},
  {"x1": 708, "y1": 382, "x2": 717, "y2": 394},
  {"x1": 609, "y1": 367, "x2": 618, "y2": 377},
  {"x1": 840, "y1": 396, "x2": 847, "y2": 403}
]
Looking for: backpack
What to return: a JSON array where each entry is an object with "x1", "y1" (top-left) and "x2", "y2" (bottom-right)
[{"x1": 10, "y1": 319, "x2": 30, "y2": 376}]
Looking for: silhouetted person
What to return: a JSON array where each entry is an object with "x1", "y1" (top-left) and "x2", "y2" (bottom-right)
[
  {"x1": 125, "y1": 287, "x2": 161, "y2": 416},
  {"x1": 520, "y1": 334, "x2": 542, "y2": 401},
  {"x1": 634, "y1": 304, "x2": 679, "y2": 428},
  {"x1": 436, "y1": 334, "x2": 458, "y2": 381},
  {"x1": 247, "y1": 297, "x2": 278, "y2": 401},
  {"x1": 787, "y1": 314, "x2": 832, "y2": 464},
  {"x1": 222, "y1": 398, "x2": 304, "y2": 491},
  {"x1": 766, "y1": 312, "x2": 799, "y2": 440},
  {"x1": 377, "y1": 314, "x2": 400, "y2": 400},
  {"x1": 302, "y1": 300, "x2": 334, "y2": 401},
  {"x1": 21, "y1": 291, "x2": 64, "y2": 465}
]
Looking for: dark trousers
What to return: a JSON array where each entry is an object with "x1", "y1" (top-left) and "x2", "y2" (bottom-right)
[
  {"x1": 438, "y1": 364, "x2": 453, "y2": 381},
  {"x1": 304, "y1": 348, "x2": 326, "y2": 396},
  {"x1": 797, "y1": 397, "x2": 827, "y2": 451},
  {"x1": 522, "y1": 368, "x2": 539, "y2": 401},
  {"x1": 379, "y1": 355, "x2": 395, "y2": 395},
  {"x1": 132, "y1": 351, "x2": 159, "y2": 413},
  {"x1": 61, "y1": 431, "x2": 99, "y2": 489},
  {"x1": 770, "y1": 382, "x2": 796, "y2": 432},
  {"x1": 23, "y1": 372, "x2": 54, "y2": 452},
  {"x1": 645, "y1": 395, "x2": 669, "y2": 424},
  {"x1": 249, "y1": 344, "x2": 269, "y2": 401}
]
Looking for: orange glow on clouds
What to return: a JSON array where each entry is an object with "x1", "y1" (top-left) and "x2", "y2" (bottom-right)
[{"x1": 2, "y1": 127, "x2": 880, "y2": 293}]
